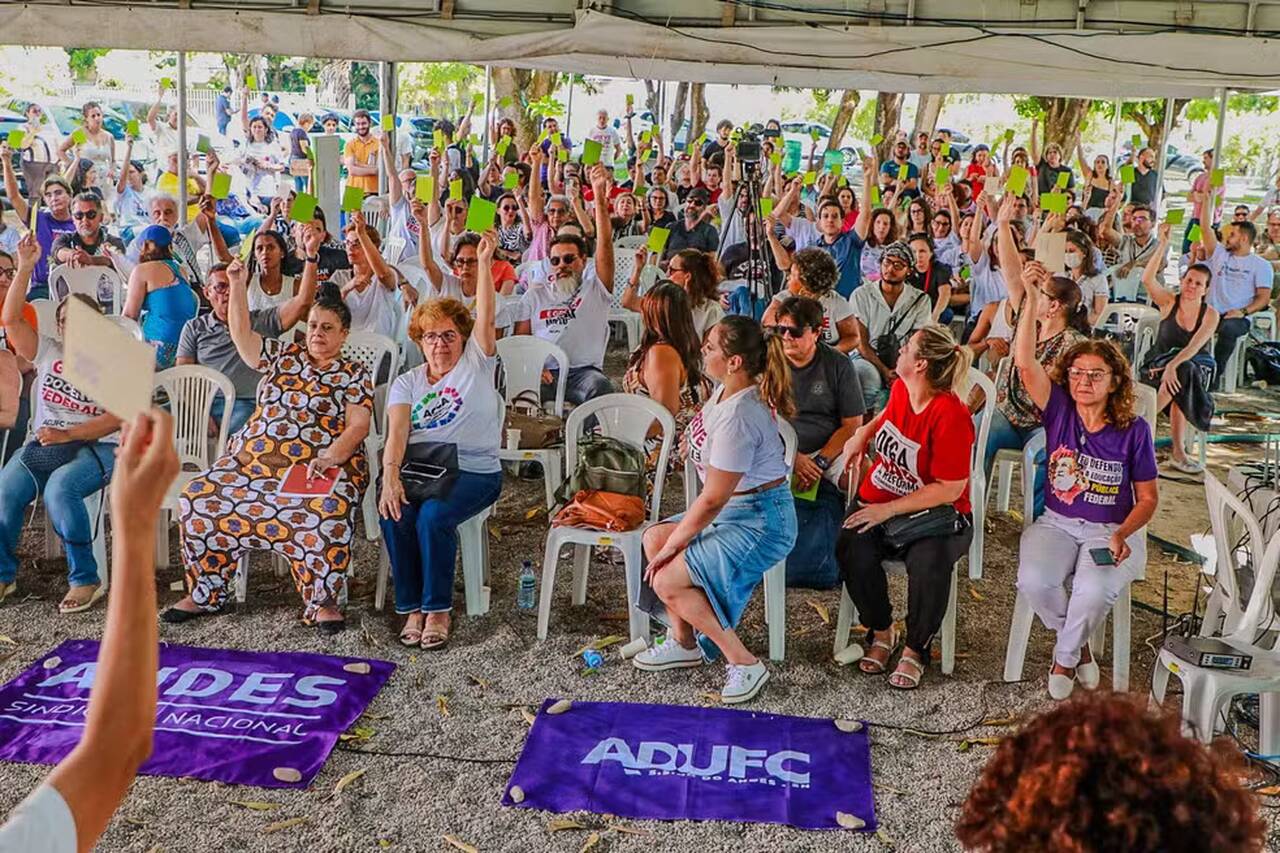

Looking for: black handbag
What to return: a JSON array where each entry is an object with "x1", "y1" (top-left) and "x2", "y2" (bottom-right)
[
  {"x1": 397, "y1": 442, "x2": 459, "y2": 503},
  {"x1": 881, "y1": 505, "x2": 963, "y2": 550}
]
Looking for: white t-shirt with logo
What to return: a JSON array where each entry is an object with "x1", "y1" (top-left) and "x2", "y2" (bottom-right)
[
  {"x1": 513, "y1": 262, "x2": 611, "y2": 369},
  {"x1": 771, "y1": 290, "x2": 852, "y2": 345},
  {"x1": 1207, "y1": 244, "x2": 1274, "y2": 314},
  {"x1": 388, "y1": 337, "x2": 502, "y2": 474},
  {"x1": 686, "y1": 384, "x2": 788, "y2": 490},
  {"x1": 388, "y1": 197, "x2": 422, "y2": 266},
  {"x1": 33, "y1": 337, "x2": 117, "y2": 443},
  {"x1": 330, "y1": 270, "x2": 401, "y2": 340}
]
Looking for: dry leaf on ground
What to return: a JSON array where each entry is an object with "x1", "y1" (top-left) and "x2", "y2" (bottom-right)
[
  {"x1": 263, "y1": 817, "x2": 308, "y2": 833},
  {"x1": 333, "y1": 768, "x2": 366, "y2": 795},
  {"x1": 443, "y1": 835, "x2": 479, "y2": 853},
  {"x1": 229, "y1": 800, "x2": 280, "y2": 811}
]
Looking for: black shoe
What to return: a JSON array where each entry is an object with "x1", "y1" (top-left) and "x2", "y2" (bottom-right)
[
  {"x1": 161, "y1": 606, "x2": 206, "y2": 624},
  {"x1": 316, "y1": 618, "x2": 347, "y2": 636}
]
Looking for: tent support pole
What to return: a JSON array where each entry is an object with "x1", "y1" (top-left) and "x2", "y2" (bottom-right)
[
  {"x1": 1211, "y1": 87, "x2": 1229, "y2": 170},
  {"x1": 566, "y1": 74, "x2": 574, "y2": 142},
  {"x1": 177, "y1": 51, "x2": 188, "y2": 225},
  {"x1": 378, "y1": 61, "x2": 393, "y2": 194},
  {"x1": 1155, "y1": 96, "x2": 1174, "y2": 210},
  {"x1": 1109, "y1": 97, "x2": 1121, "y2": 168},
  {"x1": 482, "y1": 65, "x2": 492, "y2": 163}
]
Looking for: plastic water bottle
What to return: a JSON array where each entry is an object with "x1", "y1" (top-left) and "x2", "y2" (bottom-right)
[
  {"x1": 582, "y1": 649, "x2": 604, "y2": 670},
  {"x1": 517, "y1": 560, "x2": 536, "y2": 611}
]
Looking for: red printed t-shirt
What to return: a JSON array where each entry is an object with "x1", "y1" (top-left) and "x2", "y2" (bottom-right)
[{"x1": 858, "y1": 380, "x2": 974, "y2": 514}]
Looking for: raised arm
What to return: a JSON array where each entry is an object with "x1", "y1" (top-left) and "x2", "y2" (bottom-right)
[
  {"x1": 528, "y1": 146, "x2": 546, "y2": 224},
  {"x1": 1075, "y1": 139, "x2": 1090, "y2": 181},
  {"x1": 1, "y1": 142, "x2": 30, "y2": 222},
  {"x1": 473, "y1": 230, "x2": 498, "y2": 356},
  {"x1": 115, "y1": 137, "x2": 135, "y2": 195},
  {"x1": 278, "y1": 227, "x2": 321, "y2": 329},
  {"x1": 382, "y1": 131, "x2": 401, "y2": 206},
  {"x1": 963, "y1": 191, "x2": 987, "y2": 263},
  {"x1": 45, "y1": 409, "x2": 178, "y2": 853},
  {"x1": 1, "y1": 234, "x2": 38, "y2": 360},
  {"x1": 1097, "y1": 187, "x2": 1124, "y2": 248},
  {"x1": 146, "y1": 85, "x2": 164, "y2": 132},
  {"x1": 226, "y1": 258, "x2": 264, "y2": 367},
  {"x1": 1199, "y1": 176, "x2": 1220, "y2": 256},
  {"x1": 590, "y1": 165, "x2": 615, "y2": 288},
  {"x1": 350, "y1": 211, "x2": 394, "y2": 288},
  {"x1": 854, "y1": 156, "x2": 876, "y2": 240},
  {"x1": 198, "y1": 193, "x2": 232, "y2": 263},
  {"x1": 239, "y1": 89, "x2": 251, "y2": 137},
  {"x1": 1143, "y1": 224, "x2": 1177, "y2": 311},
  {"x1": 1013, "y1": 262, "x2": 1052, "y2": 409},
  {"x1": 994, "y1": 194, "x2": 1026, "y2": 308},
  {"x1": 413, "y1": 199, "x2": 445, "y2": 290}
]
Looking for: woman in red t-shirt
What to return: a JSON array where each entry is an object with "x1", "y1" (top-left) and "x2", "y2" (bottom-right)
[{"x1": 836, "y1": 325, "x2": 975, "y2": 689}]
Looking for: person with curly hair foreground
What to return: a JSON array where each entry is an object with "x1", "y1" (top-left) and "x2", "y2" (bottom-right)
[
  {"x1": 956, "y1": 693, "x2": 1266, "y2": 852},
  {"x1": 1011, "y1": 262, "x2": 1158, "y2": 701}
]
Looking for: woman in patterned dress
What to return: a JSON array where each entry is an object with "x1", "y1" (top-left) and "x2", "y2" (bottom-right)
[{"x1": 163, "y1": 258, "x2": 373, "y2": 633}]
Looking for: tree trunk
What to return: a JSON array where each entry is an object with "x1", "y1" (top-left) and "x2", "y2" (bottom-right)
[
  {"x1": 317, "y1": 59, "x2": 351, "y2": 110},
  {"x1": 1039, "y1": 97, "x2": 1092, "y2": 151},
  {"x1": 669, "y1": 81, "x2": 689, "y2": 138},
  {"x1": 912, "y1": 93, "x2": 946, "y2": 138},
  {"x1": 491, "y1": 67, "x2": 560, "y2": 150},
  {"x1": 1128, "y1": 98, "x2": 1189, "y2": 152},
  {"x1": 642, "y1": 80, "x2": 662, "y2": 122},
  {"x1": 826, "y1": 89, "x2": 861, "y2": 151},
  {"x1": 873, "y1": 92, "x2": 904, "y2": 161},
  {"x1": 689, "y1": 82, "x2": 709, "y2": 143}
]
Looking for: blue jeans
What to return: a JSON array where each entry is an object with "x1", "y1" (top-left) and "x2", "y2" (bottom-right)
[
  {"x1": 380, "y1": 470, "x2": 503, "y2": 614},
  {"x1": 980, "y1": 408, "x2": 1046, "y2": 519},
  {"x1": 725, "y1": 285, "x2": 767, "y2": 321},
  {"x1": 785, "y1": 478, "x2": 843, "y2": 588},
  {"x1": 0, "y1": 442, "x2": 115, "y2": 586},
  {"x1": 544, "y1": 366, "x2": 614, "y2": 407},
  {"x1": 209, "y1": 395, "x2": 257, "y2": 437},
  {"x1": 849, "y1": 355, "x2": 884, "y2": 414}
]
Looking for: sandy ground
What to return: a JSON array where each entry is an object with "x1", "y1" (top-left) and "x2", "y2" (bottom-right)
[{"x1": 1, "y1": 343, "x2": 1279, "y2": 852}]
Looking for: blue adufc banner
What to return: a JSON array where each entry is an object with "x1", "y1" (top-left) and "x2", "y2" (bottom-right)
[{"x1": 503, "y1": 699, "x2": 876, "y2": 831}]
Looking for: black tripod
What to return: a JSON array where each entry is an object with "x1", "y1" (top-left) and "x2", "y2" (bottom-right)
[{"x1": 716, "y1": 158, "x2": 772, "y2": 319}]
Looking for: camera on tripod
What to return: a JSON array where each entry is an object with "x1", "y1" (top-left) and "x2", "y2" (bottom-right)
[{"x1": 736, "y1": 131, "x2": 762, "y2": 166}]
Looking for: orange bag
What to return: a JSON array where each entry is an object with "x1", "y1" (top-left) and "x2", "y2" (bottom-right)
[{"x1": 552, "y1": 490, "x2": 646, "y2": 532}]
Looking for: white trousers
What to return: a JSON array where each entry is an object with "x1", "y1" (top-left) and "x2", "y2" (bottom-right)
[{"x1": 1016, "y1": 509, "x2": 1144, "y2": 669}]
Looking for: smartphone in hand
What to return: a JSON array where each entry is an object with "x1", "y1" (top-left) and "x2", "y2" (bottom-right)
[{"x1": 1089, "y1": 547, "x2": 1117, "y2": 566}]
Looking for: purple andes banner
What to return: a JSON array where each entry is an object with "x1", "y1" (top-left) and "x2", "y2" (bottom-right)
[
  {"x1": 503, "y1": 699, "x2": 876, "y2": 831},
  {"x1": 0, "y1": 640, "x2": 394, "y2": 789}
]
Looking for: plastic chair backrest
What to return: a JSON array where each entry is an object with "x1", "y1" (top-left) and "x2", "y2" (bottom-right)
[
  {"x1": 494, "y1": 336, "x2": 569, "y2": 416},
  {"x1": 155, "y1": 364, "x2": 236, "y2": 467},
  {"x1": 342, "y1": 331, "x2": 400, "y2": 436},
  {"x1": 47, "y1": 264, "x2": 125, "y2": 315},
  {"x1": 382, "y1": 236, "x2": 407, "y2": 265},
  {"x1": 106, "y1": 314, "x2": 144, "y2": 342},
  {"x1": 29, "y1": 299, "x2": 57, "y2": 338},
  {"x1": 968, "y1": 367, "x2": 997, "y2": 477},
  {"x1": 615, "y1": 235, "x2": 648, "y2": 253},
  {"x1": 565, "y1": 393, "x2": 676, "y2": 522},
  {"x1": 609, "y1": 248, "x2": 638, "y2": 310},
  {"x1": 1203, "y1": 471, "x2": 1273, "y2": 638}
]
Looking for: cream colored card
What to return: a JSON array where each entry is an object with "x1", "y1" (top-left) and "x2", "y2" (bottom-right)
[
  {"x1": 1034, "y1": 231, "x2": 1067, "y2": 275},
  {"x1": 63, "y1": 298, "x2": 154, "y2": 421}
]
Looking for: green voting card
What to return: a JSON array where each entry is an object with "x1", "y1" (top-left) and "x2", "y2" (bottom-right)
[
  {"x1": 935, "y1": 166, "x2": 949, "y2": 187},
  {"x1": 1120, "y1": 164, "x2": 1135, "y2": 185},
  {"x1": 71, "y1": 128, "x2": 87, "y2": 145},
  {"x1": 1210, "y1": 168, "x2": 1225, "y2": 187},
  {"x1": 897, "y1": 164, "x2": 909, "y2": 181},
  {"x1": 465, "y1": 197, "x2": 497, "y2": 233},
  {"x1": 1187, "y1": 224, "x2": 1203, "y2": 243},
  {"x1": 210, "y1": 172, "x2": 232, "y2": 200},
  {"x1": 416, "y1": 175, "x2": 435, "y2": 202},
  {"x1": 869, "y1": 133, "x2": 884, "y2": 146},
  {"x1": 289, "y1": 192, "x2": 318, "y2": 223},
  {"x1": 502, "y1": 171, "x2": 520, "y2": 190},
  {"x1": 1056, "y1": 170, "x2": 1070, "y2": 189},
  {"x1": 449, "y1": 178, "x2": 463, "y2": 200},
  {"x1": 803, "y1": 170, "x2": 817, "y2": 187},
  {"x1": 496, "y1": 136, "x2": 512, "y2": 157},
  {"x1": 196, "y1": 135, "x2": 212, "y2": 154},
  {"x1": 759, "y1": 197, "x2": 774, "y2": 219},
  {"x1": 1041, "y1": 192, "x2": 1068, "y2": 215},
  {"x1": 126, "y1": 119, "x2": 140, "y2": 138},
  {"x1": 1005, "y1": 165, "x2": 1029, "y2": 196},
  {"x1": 1165, "y1": 207, "x2": 1185, "y2": 226},
  {"x1": 940, "y1": 142, "x2": 951, "y2": 157},
  {"x1": 5, "y1": 130, "x2": 24, "y2": 149},
  {"x1": 342, "y1": 185, "x2": 365, "y2": 212},
  {"x1": 647, "y1": 227, "x2": 671, "y2": 253},
  {"x1": 381, "y1": 114, "x2": 395, "y2": 132},
  {"x1": 581, "y1": 139, "x2": 602, "y2": 166}
]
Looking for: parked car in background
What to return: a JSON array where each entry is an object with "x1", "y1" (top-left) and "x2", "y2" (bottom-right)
[
  {"x1": 1117, "y1": 142, "x2": 1204, "y2": 184},
  {"x1": 779, "y1": 120, "x2": 862, "y2": 172}
]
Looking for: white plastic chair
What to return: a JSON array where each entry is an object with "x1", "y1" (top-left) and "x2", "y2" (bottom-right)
[
  {"x1": 106, "y1": 314, "x2": 144, "y2": 342},
  {"x1": 1094, "y1": 302, "x2": 1159, "y2": 378},
  {"x1": 831, "y1": 367, "x2": 993, "y2": 674},
  {"x1": 47, "y1": 263, "x2": 124, "y2": 315},
  {"x1": 373, "y1": 505, "x2": 495, "y2": 616},
  {"x1": 28, "y1": 299, "x2": 57, "y2": 337},
  {"x1": 1196, "y1": 470, "x2": 1274, "y2": 642},
  {"x1": 1001, "y1": 384, "x2": 1157, "y2": 692},
  {"x1": 684, "y1": 420, "x2": 797, "y2": 661},
  {"x1": 1222, "y1": 307, "x2": 1276, "y2": 393},
  {"x1": 536, "y1": 394, "x2": 676, "y2": 644},
  {"x1": 361, "y1": 196, "x2": 389, "y2": 239},
  {"x1": 1152, "y1": 475, "x2": 1280, "y2": 751},
  {"x1": 495, "y1": 336, "x2": 568, "y2": 508},
  {"x1": 341, "y1": 331, "x2": 401, "y2": 541},
  {"x1": 152, "y1": 365, "x2": 236, "y2": 567},
  {"x1": 607, "y1": 242, "x2": 645, "y2": 352},
  {"x1": 382, "y1": 235, "x2": 408, "y2": 266}
]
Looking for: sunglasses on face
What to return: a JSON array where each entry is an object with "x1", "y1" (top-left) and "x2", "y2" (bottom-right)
[
  {"x1": 549, "y1": 254, "x2": 579, "y2": 266},
  {"x1": 546, "y1": 207, "x2": 568, "y2": 216},
  {"x1": 768, "y1": 324, "x2": 809, "y2": 339},
  {"x1": 452, "y1": 257, "x2": 478, "y2": 267},
  {"x1": 500, "y1": 205, "x2": 519, "y2": 212},
  {"x1": 72, "y1": 210, "x2": 99, "y2": 221},
  {"x1": 0, "y1": 266, "x2": 15, "y2": 280}
]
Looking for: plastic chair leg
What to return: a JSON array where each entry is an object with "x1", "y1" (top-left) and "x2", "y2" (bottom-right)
[
  {"x1": 541, "y1": 454, "x2": 557, "y2": 509},
  {"x1": 1150, "y1": 657, "x2": 1172, "y2": 707},
  {"x1": 834, "y1": 588, "x2": 856, "y2": 656},
  {"x1": 763, "y1": 563, "x2": 786, "y2": 662},
  {"x1": 570, "y1": 544, "x2": 590, "y2": 606},
  {"x1": 1260, "y1": 693, "x2": 1280, "y2": 756},
  {"x1": 968, "y1": 485, "x2": 985, "y2": 580},
  {"x1": 374, "y1": 547, "x2": 389, "y2": 611},
  {"x1": 155, "y1": 510, "x2": 170, "y2": 568},
  {"x1": 536, "y1": 531, "x2": 562, "y2": 640},
  {"x1": 1091, "y1": 613, "x2": 1108, "y2": 660},
  {"x1": 460, "y1": 513, "x2": 490, "y2": 616},
  {"x1": 996, "y1": 460, "x2": 1014, "y2": 513},
  {"x1": 1112, "y1": 585, "x2": 1131, "y2": 691},
  {"x1": 941, "y1": 568, "x2": 958, "y2": 675},
  {"x1": 235, "y1": 553, "x2": 248, "y2": 603},
  {"x1": 1003, "y1": 590, "x2": 1036, "y2": 682}
]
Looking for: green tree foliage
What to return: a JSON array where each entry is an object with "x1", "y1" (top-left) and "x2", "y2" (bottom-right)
[{"x1": 65, "y1": 48, "x2": 111, "y2": 82}]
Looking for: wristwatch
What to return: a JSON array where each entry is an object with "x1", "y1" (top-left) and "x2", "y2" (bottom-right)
[
  {"x1": 305, "y1": 255, "x2": 319, "y2": 264},
  {"x1": 812, "y1": 453, "x2": 831, "y2": 471}
]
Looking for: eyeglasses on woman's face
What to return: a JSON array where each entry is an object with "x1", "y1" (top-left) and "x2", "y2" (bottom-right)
[{"x1": 1067, "y1": 367, "x2": 1111, "y2": 385}]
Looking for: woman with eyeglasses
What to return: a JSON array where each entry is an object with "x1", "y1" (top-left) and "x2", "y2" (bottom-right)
[
  {"x1": 0, "y1": 235, "x2": 120, "y2": 613},
  {"x1": 379, "y1": 231, "x2": 503, "y2": 650},
  {"x1": 329, "y1": 212, "x2": 405, "y2": 342},
  {"x1": 493, "y1": 191, "x2": 531, "y2": 264},
  {"x1": 123, "y1": 225, "x2": 199, "y2": 369},
  {"x1": 1011, "y1": 261, "x2": 1158, "y2": 701},
  {"x1": 626, "y1": 247, "x2": 723, "y2": 340}
]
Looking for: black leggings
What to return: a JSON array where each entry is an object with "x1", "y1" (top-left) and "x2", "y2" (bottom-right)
[{"x1": 836, "y1": 513, "x2": 973, "y2": 660}]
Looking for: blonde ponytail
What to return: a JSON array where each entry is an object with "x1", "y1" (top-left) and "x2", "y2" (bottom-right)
[
  {"x1": 916, "y1": 323, "x2": 973, "y2": 395},
  {"x1": 759, "y1": 332, "x2": 795, "y2": 419}
]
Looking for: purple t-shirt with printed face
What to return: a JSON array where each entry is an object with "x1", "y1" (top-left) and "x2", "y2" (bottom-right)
[{"x1": 1042, "y1": 383, "x2": 1157, "y2": 525}]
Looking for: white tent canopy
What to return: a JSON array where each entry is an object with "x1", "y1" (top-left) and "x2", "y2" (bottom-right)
[{"x1": 4, "y1": 1, "x2": 1280, "y2": 98}]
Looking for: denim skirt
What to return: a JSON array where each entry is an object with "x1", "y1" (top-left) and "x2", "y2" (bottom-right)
[{"x1": 664, "y1": 482, "x2": 798, "y2": 631}]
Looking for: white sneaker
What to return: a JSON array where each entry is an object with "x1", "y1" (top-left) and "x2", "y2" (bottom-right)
[
  {"x1": 1077, "y1": 648, "x2": 1101, "y2": 691},
  {"x1": 632, "y1": 635, "x2": 704, "y2": 672},
  {"x1": 1048, "y1": 669, "x2": 1075, "y2": 701},
  {"x1": 721, "y1": 661, "x2": 770, "y2": 704}
]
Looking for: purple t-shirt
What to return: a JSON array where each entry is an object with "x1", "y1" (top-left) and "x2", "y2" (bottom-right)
[
  {"x1": 1042, "y1": 383, "x2": 1157, "y2": 525},
  {"x1": 34, "y1": 210, "x2": 76, "y2": 288}
]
